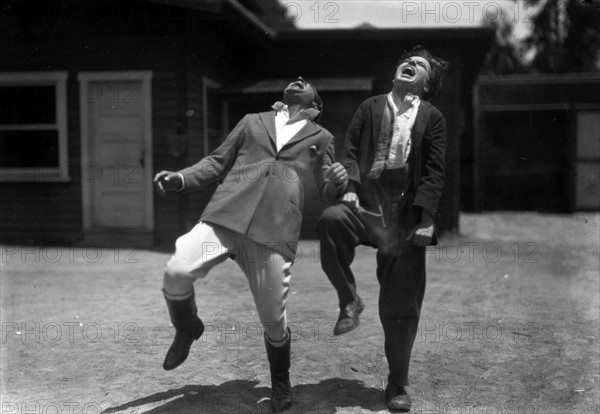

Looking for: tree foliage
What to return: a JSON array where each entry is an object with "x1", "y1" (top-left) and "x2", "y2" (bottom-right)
[
  {"x1": 481, "y1": 11, "x2": 529, "y2": 75},
  {"x1": 484, "y1": 0, "x2": 600, "y2": 74},
  {"x1": 526, "y1": 0, "x2": 600, "y2": 72},
  {"x1": 237, "y1": 0, "x2": 296, "y2": 31}
]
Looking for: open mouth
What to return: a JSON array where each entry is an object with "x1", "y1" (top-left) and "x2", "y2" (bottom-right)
[
  {"x1": 402, "y1": 66, "x2": 416, "y2": 77},
  {"x1": 291, "y1": 80, "x2": 305, "y2": 89}
]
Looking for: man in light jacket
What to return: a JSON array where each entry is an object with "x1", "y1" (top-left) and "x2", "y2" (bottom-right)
[{"x1": 154, "y1": 77, "x2": 347, "y2": 413}]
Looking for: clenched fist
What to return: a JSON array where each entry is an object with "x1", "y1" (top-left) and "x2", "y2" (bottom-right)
[
  {"x1": 323, "y1": 162, "x2": 349, "y2": 186},
  {"x1": 406, "y1": 209, "x2": 434, "y2": 246},
  {"x1": 154, "y1": 171, "x2": 183, "y2": 196},
  {"x1": 341, "y1": 192, "x2": 360, "y2": 210}
]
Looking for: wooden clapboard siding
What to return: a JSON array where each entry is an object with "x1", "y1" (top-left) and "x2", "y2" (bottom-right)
[
  {"x1": 0, "y1": 0, "x2": 276, "y2": 246},
  {"x1": 0, "y1": 2, "x2": 189, "y2": 245},
  {"x1": 2, "y1": 1, "x2": 494, "y2": 245},
  {"x1": 473, "y1": 74, "x2": 600, "y2": 212}
]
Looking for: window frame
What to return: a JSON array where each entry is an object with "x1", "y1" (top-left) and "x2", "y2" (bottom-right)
[
  {"x1": 0, "y1": 71, "x2": 70, "y2": 182},
  {"x1": 202, "y1": 76, "x2": 223, "y2": 156}
]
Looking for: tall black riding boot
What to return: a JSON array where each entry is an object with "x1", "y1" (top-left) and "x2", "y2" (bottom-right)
[
  {"x1": 163, "y1": 290, "x2": 205, "y2": 370},
  {"x1": 264, "y1": 330, "x2": 292, "y2": 413}
]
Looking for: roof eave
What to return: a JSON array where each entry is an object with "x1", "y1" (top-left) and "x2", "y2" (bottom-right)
[{"x1": 275, "y1": 26, "x2": 494, "y2": 42}]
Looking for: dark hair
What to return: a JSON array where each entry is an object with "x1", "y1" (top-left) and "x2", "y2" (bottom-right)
[{"x1": 397, "y1": 45, "x2": 449, "y2": 99}]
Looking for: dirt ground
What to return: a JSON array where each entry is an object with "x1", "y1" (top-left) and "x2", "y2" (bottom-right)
[{"x1": 1, "y1": 213, "x2": 599, "y2": 414}]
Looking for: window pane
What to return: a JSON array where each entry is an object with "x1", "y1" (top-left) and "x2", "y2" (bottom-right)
[
  {"x1": 0, "y1": 130, "x2": 59, "y2": 167},
  {"x1": 0, "y1": 86, "x2": 56, "y2": 124}
]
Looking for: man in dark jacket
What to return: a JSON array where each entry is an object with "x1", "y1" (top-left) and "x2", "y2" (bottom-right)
[
  {"x1": 154, "y1": 78, "x2": 347, "y2": 413},
  {"x1": 317, "y1": 47, "x2": 448, "y2": 411}
]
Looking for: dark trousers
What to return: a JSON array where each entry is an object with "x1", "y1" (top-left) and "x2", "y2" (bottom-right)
[{"x1": 317, "y1": 203, "x2": 426, "y2": 386}]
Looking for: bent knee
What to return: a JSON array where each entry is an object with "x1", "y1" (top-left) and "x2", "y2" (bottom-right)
[
  {"x1": 317, "y1": 205, "x2": 348, "y2": 230},
  {"x1": 164, "y1": 258, "x2": 200, "y2": 282}
]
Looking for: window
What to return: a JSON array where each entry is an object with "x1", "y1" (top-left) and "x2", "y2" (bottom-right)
[{"x1": 0, "y1": 72, "x2": 69, "y2": 182}]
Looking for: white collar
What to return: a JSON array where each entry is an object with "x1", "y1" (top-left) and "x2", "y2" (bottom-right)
[
  {"x1": 387, "y1": 92, "x2": 420, "y2": 114},
  {"x1": 272, "y1": 101, "x2": 320, "y2": 121}
]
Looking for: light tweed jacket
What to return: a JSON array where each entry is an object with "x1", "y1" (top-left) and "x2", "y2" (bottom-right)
[{"x1": 178, "y1": 111, "x2": 340, "y2": 261}]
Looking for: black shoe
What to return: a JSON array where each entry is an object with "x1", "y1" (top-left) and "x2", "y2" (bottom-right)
[
  {"x1": 265, "y1": 330, "x2": 292, "y2": 413},
  {"x1": 333, "y1": 295, "x2": 364, "y2": 336},
  {"x1": 163, "y1": 293, "x2": 205, "y2": 370},
  {"x1": 385, "y1": 381, "x2": 412, "y2": 412},
  {"x1": 163, "y1": 316, "x2": 204, "y2": 370}
]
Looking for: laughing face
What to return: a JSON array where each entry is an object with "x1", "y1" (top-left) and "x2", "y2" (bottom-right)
[
  {"x1": 393, "y1": 56, "x2": 432, "y2": 98},
  {"x1": 282, "y1": 77, "x2": 316, "y2": 109}
]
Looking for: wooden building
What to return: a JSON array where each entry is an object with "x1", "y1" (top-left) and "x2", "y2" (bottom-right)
[
  {"x1": 470, "y1": 74, "x2": 600, "y2": 212},
  {"x1": 0, "y1": 0, "x2": 493, "y2": 247}
]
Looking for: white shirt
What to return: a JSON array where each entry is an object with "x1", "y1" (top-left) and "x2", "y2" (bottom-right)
[
  {"x1": 386, "y1": 93, "x2": 421, "y2": 169},
  {"x1": 272, "y1": 102, "x2": 319, "y2": 152}
]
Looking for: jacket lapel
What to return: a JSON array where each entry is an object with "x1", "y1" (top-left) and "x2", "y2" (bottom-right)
[
  {"x1": 371, "y1": 95, "x2": 387, "y2": 145},
  {"x1": 280, "y1": 120, "x2": 322, "y2": 150},
  {"x1": 258, "y1": 111, "x2": 278, "y2": 151},
  {"x1": 411, "y1": 101, "x2": 431, "y2": 152}
]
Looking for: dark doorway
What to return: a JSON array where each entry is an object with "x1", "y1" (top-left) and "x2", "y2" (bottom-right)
[{"x1": 482, "y1": 110, "x2": 575, "y2": 212}]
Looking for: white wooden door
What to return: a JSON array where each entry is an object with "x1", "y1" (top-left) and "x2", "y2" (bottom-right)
[{"x1": 79, "y1": 72, "x2": 153, "y2": 235}]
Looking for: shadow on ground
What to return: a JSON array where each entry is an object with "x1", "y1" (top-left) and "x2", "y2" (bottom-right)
[{"x1": 102, "y1": 378, "x2": 386, "y2": 413}]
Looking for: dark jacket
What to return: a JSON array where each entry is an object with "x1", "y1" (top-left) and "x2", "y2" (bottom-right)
[
  {"x1": 178, "y1": 111, "x2": 338, "y2": 261},
  {"x1": 341, "y1": 94, "x2": 446, "y2": 245}
]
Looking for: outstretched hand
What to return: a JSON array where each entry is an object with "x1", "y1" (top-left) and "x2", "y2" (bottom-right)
[{"x1": 154, "y1": 171, "x2": 183, "y2": 196}]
